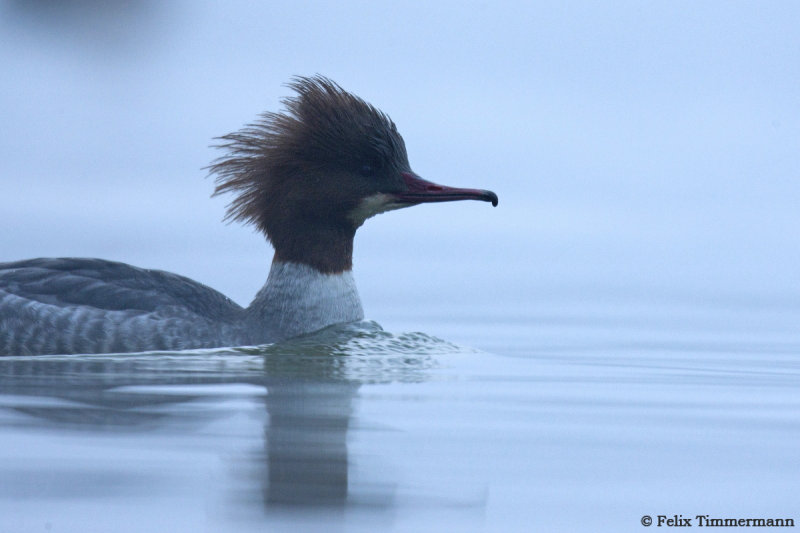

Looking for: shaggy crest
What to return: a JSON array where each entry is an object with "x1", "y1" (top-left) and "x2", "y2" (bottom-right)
[{"x1": 209, "y1": 75, "x2": 408, "y2": 238}]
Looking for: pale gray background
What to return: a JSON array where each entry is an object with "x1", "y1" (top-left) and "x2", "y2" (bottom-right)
[{"x1": 2, "y1": 1, "x2": 798, "y2": 327}]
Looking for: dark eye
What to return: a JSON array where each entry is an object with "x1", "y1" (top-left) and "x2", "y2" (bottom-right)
[{"x1": 359, "y1": 163, "x2": 374, "y2": 176}]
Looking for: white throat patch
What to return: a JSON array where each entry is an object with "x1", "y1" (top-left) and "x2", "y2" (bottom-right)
[{"x1": 347, "y1": 193, "x2": 405, "y2": 227}]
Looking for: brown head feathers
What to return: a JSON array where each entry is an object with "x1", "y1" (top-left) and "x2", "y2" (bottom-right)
[
  {"x1": 209, "y1": 76, "x2": 498, "y2": 273},
  {"x1": 209, "y1": 75, "x2": 409, "y2": 240}
]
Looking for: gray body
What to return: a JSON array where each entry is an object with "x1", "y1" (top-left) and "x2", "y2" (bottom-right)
[{"x1": 0, "y1": 258, "x2": 363, "y2": 355}]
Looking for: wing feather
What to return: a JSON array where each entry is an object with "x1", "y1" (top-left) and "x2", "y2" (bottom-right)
[{"x1": 0, "y1": 258, "x2": 246, "y2": 355}]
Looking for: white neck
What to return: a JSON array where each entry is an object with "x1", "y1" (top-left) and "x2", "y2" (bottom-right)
[{"x1": 245, "y1": 261, "x2": 364, "y2": 343}]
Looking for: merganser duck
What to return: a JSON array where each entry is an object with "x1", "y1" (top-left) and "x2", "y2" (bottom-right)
[{"x1": 0, "y1": 76, "x2": 497, "y2": 356}]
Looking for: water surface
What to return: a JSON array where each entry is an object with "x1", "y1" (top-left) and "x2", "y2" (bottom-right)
[{"x1": 2, "y1": 298, "x2": 798, "y2": 532}]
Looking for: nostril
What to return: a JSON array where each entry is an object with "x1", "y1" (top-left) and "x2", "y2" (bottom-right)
[{"x1": 427, "y1": 185, "x2": 443, "y2": 192}]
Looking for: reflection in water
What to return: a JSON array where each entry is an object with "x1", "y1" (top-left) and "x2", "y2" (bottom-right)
[
  {"x1": 262, "y1": 381, "x2": 357, "y2": 506},
  {"x1": 254, "y1": 321, "x2": 446, "y2": 506},
  {"x1": 0, "y1": 321, "x2": 456, "y2": 512},
  {"x1": 0, "y1": 354, "x2": 262, "y2": 428}
]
